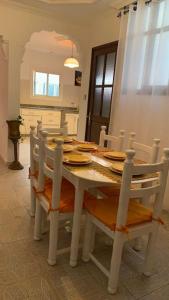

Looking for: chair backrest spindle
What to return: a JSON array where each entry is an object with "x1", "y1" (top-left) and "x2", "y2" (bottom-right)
[
  {"x1": 30, "y1": 125, "x2": 39, "y2": 174},
  {"x1": 38, "y1": 130, "x2": 48, "y2": 192},
  {"x1": 128, "y1": 132, "x2": 160, "y2": 163},
  {"x1": 37, "y1": 120, "x2": 68, "y2": 137},
  {"x1": 99, "y1": 126, "x2": 125, "y2": 151}
]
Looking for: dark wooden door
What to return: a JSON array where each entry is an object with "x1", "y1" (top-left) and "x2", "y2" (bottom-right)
[{"x1": 85, "y1": 41, "x2": 118, "y2": 143}]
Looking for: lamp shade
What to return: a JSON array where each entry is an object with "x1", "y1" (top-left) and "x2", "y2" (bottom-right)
[{"x1": 64, "y1": 57, "x2": 79, "y2": 68}]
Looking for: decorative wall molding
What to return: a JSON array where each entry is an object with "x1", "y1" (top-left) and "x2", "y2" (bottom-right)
[
  {"x1": 1, "y1": 0, "x2": 102, "y2": 26},
  {"x1": 0, "y1": 0, "x2": 62, "y2": 20}
]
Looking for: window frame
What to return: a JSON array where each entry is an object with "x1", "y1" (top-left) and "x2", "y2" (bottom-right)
[
  {"x1": 32, "y1": 71, "x2": 60, "y2": 98},
  {"x1": 137, "y1": 4, "x2": 169, "y2": 94}
]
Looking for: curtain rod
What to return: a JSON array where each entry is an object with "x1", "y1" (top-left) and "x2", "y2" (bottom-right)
[{"x1": 116, "y1": 0, "x2": 161, "y2": 17}]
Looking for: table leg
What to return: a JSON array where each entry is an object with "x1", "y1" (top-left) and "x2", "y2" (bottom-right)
[{"x1": 70, "y1": 182, "x2": 84, "y2": 267}]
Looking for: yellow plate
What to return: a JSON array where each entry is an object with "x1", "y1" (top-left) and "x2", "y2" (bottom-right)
[
  {"x1": 51, "y1": 137, "x2": 73, "y2": 143},
  {"x1": 110, "y1": 162, "x2": 144, "y2": 177},
  {"x1": 63, "y1": 137, "x2": 73, "y2": 143},
  {"x1": 104, "y1": 151, "x2": 126, "y2": 161},
  {"x1": 110, "y1": 162, "x2": 124, "y2": 174},
  {"x1": 64, "y1": 154, "x2": 91, "y2": 164},
  {"x1": 48, "y1": 143, "x2": 73, "y2": 153},
  {"x1": 63, "y1": 145, "x2": 73, "y2": 152},
  {"x1": 77, "y1": 144, "x2": 97, "y2": 151}
]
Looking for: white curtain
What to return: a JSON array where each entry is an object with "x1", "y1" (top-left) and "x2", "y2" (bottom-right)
[
  {"x1": 122, "y1": 0, "x2": 169, "y2": 96},
  {"x1": 111, "y1": 0, "x2": 169, "y2": 208},
  {"x1": 112, "y1": 0, "x2": 169, "y2": 140}
]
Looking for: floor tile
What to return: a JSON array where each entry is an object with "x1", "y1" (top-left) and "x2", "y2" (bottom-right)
[
  {"x1": 140, "y1": 283, "x2": 169, "y2": 300},
  {"x1": 0, "y1": 145, "x2": 169, "y2": 300}
]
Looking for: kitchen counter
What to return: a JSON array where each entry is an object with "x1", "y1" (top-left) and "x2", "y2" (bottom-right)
[
  {"x1": 20, "y1": 105, "x2": 79, "y2": 135},
  {"x1": 20, "y1": 104, "x2": 79, "y2": 113}
]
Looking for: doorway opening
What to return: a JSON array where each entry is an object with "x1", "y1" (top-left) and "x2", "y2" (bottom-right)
[{"x1": 19, "y1": 31, "x2": 81, "y2": 164}]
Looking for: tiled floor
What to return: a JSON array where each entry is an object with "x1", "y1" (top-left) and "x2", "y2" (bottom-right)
[{"x1": 1, "y1": 141, "x2": 169, "y2": 299}]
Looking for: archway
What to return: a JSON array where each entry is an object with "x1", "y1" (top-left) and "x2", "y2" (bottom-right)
[{"x1": 19, "y1": 31, "x2": 82, "y2": 163}]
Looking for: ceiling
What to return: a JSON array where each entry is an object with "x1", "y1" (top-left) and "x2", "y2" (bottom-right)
[
  {"x1": 25, "y1": 31, "x2": 79, "y2": 56},
  {"x1": 7, "y1": 0, "x2": 121, "y2": 25}
]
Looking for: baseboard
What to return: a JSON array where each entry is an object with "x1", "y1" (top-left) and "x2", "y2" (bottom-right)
[{"x1": 0, "y1": 154, "x2": 8, "y2": 165}]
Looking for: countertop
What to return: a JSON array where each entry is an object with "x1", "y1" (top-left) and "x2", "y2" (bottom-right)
[{"x1": 20, "y1": 104, "x2": 79, "y2": 113}]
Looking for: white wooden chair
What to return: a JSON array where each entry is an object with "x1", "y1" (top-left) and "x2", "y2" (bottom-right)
[
  {"x1": 30, "y1": 122, "x2": 68, "y2": 216},
  {"x1": 127, "y1": 133, "x2": 160, "y2": 250},
  {"x1": 37, "y1": 120, "x2": 68, "y2": 138},
  {"x1": 82, "y1": 149, "x2": 169, "y2": 294},
  {"x1": 128, "y1": 133, "x2": 161, "y2": 250},
  {"x1": 29, "y1": 125, "x2": 39, "y2": 216},
  {"x1": 34, "y1": 130, "x2": 75, "y2": 265},
  {"x1": 30, "y1": 125, "x2": 55, "y2": 217},
  {"x1": 99, "y1": 126, "x2": 125, "y2": 151},
  {"x1": 128, "y1": 132, "x2": 160, "y2": 163}
]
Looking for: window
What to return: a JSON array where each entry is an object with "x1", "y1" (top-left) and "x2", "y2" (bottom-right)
[
  {"x1": 33, "y1": 71, "x2": 60, "y2": 97},
  {"x1": 122, "y1": 1, "x2": 169, "y2": 95},
  {"x1": 138, "y1": 2, "x2": 169, "y2": 94}
]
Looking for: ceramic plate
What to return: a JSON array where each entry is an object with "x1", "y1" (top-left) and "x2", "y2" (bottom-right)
[
  {"x1": 63, "y1": 145, "x2": 73, "y2": 152},
  {"x1": 48, "y1": 143, "x2": 73, "y2": 153},
  {"x1": 63, "y1": 137, "x2": 73, "y2": 143},
  {"x1": 51, "y1": 136, "x2": 73, "y2": 143},
  {"x1": 77, "y1": 143, "x2": 98, "y2": 151},
  {"x1": 63, "y1": 154, "x2": 91, "y2": 165},
  {"x1": 63, "y1": 160, "x2": 92, "y2": 166},
  {"x1": 110, "y1": 162, "x2": 124, "y2": 174},
  {"x1": 104, "y1": 151, "x2": 126, "y2": 161},
  {"x1": 110, "y1": 162, "x2": 143, "y2": 177}
]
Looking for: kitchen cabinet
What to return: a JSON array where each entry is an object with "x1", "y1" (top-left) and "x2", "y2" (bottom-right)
[{"x1": 20, "y1": 108, "x2": 78, "y2": 135}]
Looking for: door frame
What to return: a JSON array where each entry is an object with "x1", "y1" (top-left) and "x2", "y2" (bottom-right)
[{"x1": 85, "y1": 41, "x2": 118, "y2": 141}]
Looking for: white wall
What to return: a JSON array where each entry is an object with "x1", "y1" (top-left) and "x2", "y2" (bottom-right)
[
  {"x1": 0, "y1": 1, "x2": 88, "y2": 161},
  {"x1": 0, "y1": 1, "x2": 120, "y2": 160},
  {"x1": 77, "y1": 9, "x2": 120, "y2": 139},
  {"x1": 112, "y1": 93, "x2": 169, "y2": 209},
  {"x1": 20, "y1": 49, "x2": 81, "y2": 108},
  {"x1": 0, "y1": 44, "x2": 8, "y2": 161},
  {"x1": 112, "y1": 94, "x2": 169, "y2": 150}
]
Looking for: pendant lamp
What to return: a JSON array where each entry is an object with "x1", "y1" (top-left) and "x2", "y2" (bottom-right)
[{"x1": 64, "y1": 43, "x2": 79, "y2": 68}]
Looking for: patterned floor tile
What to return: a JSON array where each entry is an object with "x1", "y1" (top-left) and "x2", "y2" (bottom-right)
[{"x1": 140, "y1": 283, "x2": 169, "y2": 300}]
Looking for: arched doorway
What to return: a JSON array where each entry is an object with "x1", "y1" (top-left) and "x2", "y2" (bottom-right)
[{"x1": 19, "y1": 31, "x2": 81, "y2": 163}]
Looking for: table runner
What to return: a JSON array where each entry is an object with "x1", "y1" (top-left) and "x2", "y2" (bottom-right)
[
  {"x1": 64, "y1": 159, "x2": 157, "y2": 183},
  {"x1": 48, "y1": 140, "x2": 157, "y2": 183}
]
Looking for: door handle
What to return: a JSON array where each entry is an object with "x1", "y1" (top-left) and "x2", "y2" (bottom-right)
[{"x1": 87, "y1": 114, "x2": 91, "y2": 123}]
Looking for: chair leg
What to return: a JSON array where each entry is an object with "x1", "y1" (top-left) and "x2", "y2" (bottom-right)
[
  {"x1": 143, "y1": 224, "x2": 159, "y2": 276},
  {"x1": 34, "y1": 199, "x2": 43, "y2": 241},
  {"x1": 30, "y1": 185, "x2": 36, "y2": 217},
  {"x1": 90, "y1": 225, "x2": 96, "y2": 253},
  {"x1": 41, "y1": 210, "x2": 48, "y2": 234},
  {"x1": 47, "y1": 211, "x2": 59, "y2": 266},
  {"x1": 108, "y1": 232, "x2": 125, "y2": 294},
  {"x1": 82, "y1": 214, "x2": 93, "y2": 262}
]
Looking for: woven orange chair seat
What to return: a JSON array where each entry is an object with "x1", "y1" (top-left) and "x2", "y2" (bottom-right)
[
  {"x1": 84, "y1": 193, "x2": 152, "y2": 231},
  {"x1": 37, "y1": 178, "x2": 75, "y2": 213},
  {"x1": 29, "y1": 169, "x2": 52, "y2": 185}
]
